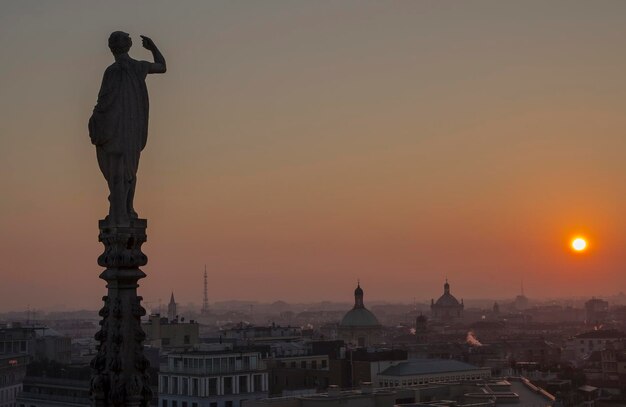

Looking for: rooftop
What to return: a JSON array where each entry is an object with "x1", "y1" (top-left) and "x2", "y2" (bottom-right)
[
  {"x1": 574, "y1": 329, "x2": 624, "y2": 339},
  {"x1": 380, "y1": 359, "x2": 485, "y2": 377}
]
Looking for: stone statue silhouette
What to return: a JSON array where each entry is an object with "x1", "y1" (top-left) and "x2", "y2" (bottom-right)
[{"x1": 89, "y1": 31, "x2": 166, "y2": 224}]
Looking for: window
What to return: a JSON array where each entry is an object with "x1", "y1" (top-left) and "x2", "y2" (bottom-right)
[
  {"x1": 224, "y1": 377, "x2": 233, "y2": 395},
  {"x1": 161, "y1": 399, "x2": 168, "y2": 407},
  {"x1": 210, "y1": 403, "x2": 217, "y2": 407},
  {"x1": 253, "y1": 374, "x2": 263, "y2": 392},
  {"x1": 182, "y1": 378, "x2": 189, "y2": 395},
  {"x1": 161, "y1": 376, "x2": 169, "y2": 393},
  {"x1": 321, "y1": 360, "x2": 327, "y2": 369},
  {"x1": 311, "y1": 360, "x2": 317, "y2": 369},
  {"x1": 239, "y1": 375, "x2": 248, "y2": 393},
  {"x1": 225, "y1": 402, "x2": 233, "y2": 407},
  {"x1": 208, "y1": 378, "x2": 218, "y2": 396},
  {"x1": 184, "y1": 335, "x2": 190, "y2": 344},
  {"x1": 192, "y1": 378, "x2": 199, "y2": 396},
  {"x1": 301, "y1": 361, "x2": 306, "y2": 369},
  {"x1": 182, "y1": 402, "x2": 187, "y2": 407}
]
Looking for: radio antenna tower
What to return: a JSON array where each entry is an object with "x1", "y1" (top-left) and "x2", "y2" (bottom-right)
[{"x1": 202, "y1": 265, "x2": 209, "y2": 314}]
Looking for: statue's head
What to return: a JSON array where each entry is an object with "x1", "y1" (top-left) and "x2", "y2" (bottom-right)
[{"x1": 108, "y1": 31, "x2": 132, "y2": 56}]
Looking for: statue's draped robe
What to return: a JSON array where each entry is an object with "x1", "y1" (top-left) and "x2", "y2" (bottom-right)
[{"x1": 89, "y1": 58, "x2": 151, "y2": 184}]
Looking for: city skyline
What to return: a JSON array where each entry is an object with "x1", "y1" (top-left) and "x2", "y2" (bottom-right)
[{"x1": 3, "y1": 0, "x2": 626, "y2": 310}]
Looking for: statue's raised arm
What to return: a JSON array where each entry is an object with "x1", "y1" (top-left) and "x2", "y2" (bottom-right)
[
  {"x1": 140, "y1": 35, "x2": 167, "y2": 74},
  {"x1": 88, "y1": 31, "x2": 166, "y2": 225}
]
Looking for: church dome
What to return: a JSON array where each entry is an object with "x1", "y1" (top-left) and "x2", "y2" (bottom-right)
[
  {"x1": 340, "y1": 307, "x2": 380, "y2": 327},
  {"x1": 340, "y1": 282, "x2": 381, "y2": 328},
  {"x1": 432, "y1": 280, "x2": 463, "y2": 308}
]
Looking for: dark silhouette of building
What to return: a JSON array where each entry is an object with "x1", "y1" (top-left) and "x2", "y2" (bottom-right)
[
  {"x1": 430, "y1": 279, "x2": 464, "y2": 321},
  {"x1": 338, "y1": 282, "x2": 382, "y2": 347}
]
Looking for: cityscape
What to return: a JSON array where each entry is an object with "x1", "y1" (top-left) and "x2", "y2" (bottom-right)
[{"x1": 2, "y1": 1, "x2": 626, "y2": 407}]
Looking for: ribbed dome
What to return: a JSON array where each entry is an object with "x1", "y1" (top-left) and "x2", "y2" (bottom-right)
[{"x1": 340, "y1": 307, "x2": 381, "y2": 327}]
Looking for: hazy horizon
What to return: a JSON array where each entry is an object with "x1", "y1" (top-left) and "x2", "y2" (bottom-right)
[{"x1": 2, "y1": 1, "x2": 626, "y2": 311}]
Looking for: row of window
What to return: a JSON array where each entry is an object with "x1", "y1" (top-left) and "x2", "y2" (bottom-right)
[
  {"x1": 161, "y1": 400, "x2": 239, "y2": 407},
  {"x1": 0, "y1": 384, "x2": 20, "y2": 403},
  {"x1": 279, "y1": 359, "x2": 327, "y2": 370},
  {"x1": 161, "y1": 374, "x2": 265, "y2": 396},
  {"x1": 169, "y1": 355, "x2": 260, "y2": 373},
  {"x1": 0, "y1": 342, "x2": 27, "y2": 354},
  {"x1": 380, "y1": 373, "x2": 489, "y2": 387},
  {"x1": 578, "y1": 339, "x2": 614, "y2": 346}
]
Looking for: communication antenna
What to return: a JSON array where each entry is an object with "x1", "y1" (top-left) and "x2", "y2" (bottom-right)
[{"x1": 202, "y1": 265, "x2": 209, "y2": 314}]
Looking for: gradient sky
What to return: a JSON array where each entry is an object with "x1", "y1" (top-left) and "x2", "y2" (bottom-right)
[{"x1": 1, "y1": 0, "x2": 626, "y2": 311}]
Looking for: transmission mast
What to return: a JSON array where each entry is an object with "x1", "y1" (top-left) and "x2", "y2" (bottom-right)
[{"x1": 202, "y1": 265, "x2": 209, "y2": 314}]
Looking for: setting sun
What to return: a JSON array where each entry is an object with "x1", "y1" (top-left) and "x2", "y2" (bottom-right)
[{"x1": 572, "y1": 237, "x2": 587, "y2": 252}]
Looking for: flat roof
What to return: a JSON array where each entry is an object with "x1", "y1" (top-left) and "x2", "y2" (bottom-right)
[{"x1": 380, "y1": 359, "x2": 486, "y2": 377}]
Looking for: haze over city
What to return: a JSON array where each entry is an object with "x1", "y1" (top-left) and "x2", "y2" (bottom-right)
[{"x1": 3, "y1": 0, "x2": 626, "y2": 311}]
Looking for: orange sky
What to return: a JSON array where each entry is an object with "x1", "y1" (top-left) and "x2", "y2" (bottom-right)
[{"x1": 1, "y1": 1, "x2": 626, "y2": 311}]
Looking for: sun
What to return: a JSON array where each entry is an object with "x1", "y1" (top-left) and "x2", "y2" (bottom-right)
[{"x1": 571, "y1": 237, "x2": 587, "y2": 252}]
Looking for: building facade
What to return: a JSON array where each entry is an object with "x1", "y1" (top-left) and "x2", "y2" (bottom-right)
[
  {"x1": 143, "y1": 314, "x2": 199, "y2": 349},
  {"x1": 159, "y1": 345, "x2": 270, "y2": 407},
  {"x1": 16, "y1": 376, "x2": 90, "y2": 407},
  {"x1": 0, "y1": 324, "x2": 36, "y2": 407},
  {"x1": 564, "y1": 329, "x2": 625, "y2": 362}
]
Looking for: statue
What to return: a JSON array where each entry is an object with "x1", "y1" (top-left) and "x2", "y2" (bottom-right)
[{"x1": 89, "y1": 31, "x2": 166, "y2": 224}]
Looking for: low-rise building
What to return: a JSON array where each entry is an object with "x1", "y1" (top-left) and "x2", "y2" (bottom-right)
[
  {"x1": 34, "y1": 328, "x2": 71, "y2": 364},
  {"x1": 159, "y1": 344, "x2": 270, "y2": 407},
  {"x1": 0, "y1": 354, "x2": 29, "y2": 407},
  {"x1": 143, "y1": 314, "x2": 199, "y2": 349},
  {"x1": 16, "y1": 376, "x2": 90, "y2": 407},
  {"x1": 222, "y1": 324, "x2": 302, "y2": 344},
  {"x1": 564, "y1": 329, "x2": 624, "y2": 362},
  {"x1": 242, "y1": 378, "x2": 553, "y2": 407},
  {"x1": 376, "y1": 359, "x2": 491, "y2": 388},
  {"x1": 0, "y1": 324, "x2": 36, "y2": 407}
]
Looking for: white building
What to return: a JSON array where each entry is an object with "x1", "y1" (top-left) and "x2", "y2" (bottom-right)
[{"x1": 159, "y1": 344, "x2": 270, "y2": 407}]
